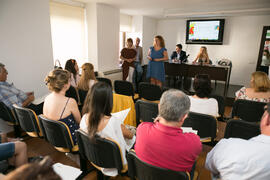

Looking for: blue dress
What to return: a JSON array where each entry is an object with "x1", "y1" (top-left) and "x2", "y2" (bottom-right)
[{"x1": 146, "y1": 46, "x2": 167, "y2": 82}]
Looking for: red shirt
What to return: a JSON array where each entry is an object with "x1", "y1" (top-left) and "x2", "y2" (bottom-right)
[{"x1": 135, "y1": 122, "x2": 202, "y2": 172}]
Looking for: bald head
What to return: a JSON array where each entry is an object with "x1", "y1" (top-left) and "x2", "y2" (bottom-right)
[
  {"x1": 159, "y1": 89, "x2": 190, "y2": 122},
  {"x1": 136, "y1": 37, "x2": 140, "y2": 46},
  {"x1": 0, "y1": 63, "x2": 7, "y2": 82}
]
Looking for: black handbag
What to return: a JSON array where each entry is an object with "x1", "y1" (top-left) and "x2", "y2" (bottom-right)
[{"x1": 54, "y1": 59, "x2": 62, "y2": 69}]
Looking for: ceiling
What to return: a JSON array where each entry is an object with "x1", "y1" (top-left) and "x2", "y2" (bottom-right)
[{"x1": 74, "y1": 0, "x2": 270, "y2": 19}]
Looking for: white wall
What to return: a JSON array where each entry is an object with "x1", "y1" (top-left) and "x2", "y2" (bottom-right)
[
  {"x1": 142, "y1": 16, "x2": 157, "y2": 65},
  {"x1": 0, "y1": 0, "x2": 53, "y2": 97},
  {"x1": 157, "y1": 15, "x2": 270, "y2": 86},
  {"x1": 86, "y1": 3, "x2": 120, "y2": 72},
  {"x1": 86, "y1": 3, "x2": 99, "y2": 70},
  {"x1": 120, "y1": 14, "x2": 132, "y2": 32},
  {"x1": 96, "y1": 4, "x2": 120, "y2": 72}
]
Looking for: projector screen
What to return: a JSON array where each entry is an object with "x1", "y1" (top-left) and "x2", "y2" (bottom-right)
[{"x1": 186, "y1": 19, "x2": 225, "y2": 45}]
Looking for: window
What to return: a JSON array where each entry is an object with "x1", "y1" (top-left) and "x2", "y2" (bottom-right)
[{"x1": 50, "y1": 2, "x2": 87, "y2": 67}]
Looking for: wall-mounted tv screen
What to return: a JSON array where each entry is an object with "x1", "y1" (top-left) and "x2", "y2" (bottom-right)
[{"x1": 186, "y1": 19, "x2": 225, "y2": 45}]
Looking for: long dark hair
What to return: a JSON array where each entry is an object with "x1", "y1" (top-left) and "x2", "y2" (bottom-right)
[
  {"x1": 64, "y1": 59, "x2": 77, "y2": 79},
  {"x1": 193, "y1": 74, "x2": 212, "y2": 98},
  {"x1": 82, "y1": 82, "x2": 113, "y2": 140}
]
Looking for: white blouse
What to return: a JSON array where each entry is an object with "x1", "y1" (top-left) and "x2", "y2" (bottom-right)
[
  {"x1": 188, "y1": 96, "x2": 219, "y2": 117},
  {"x1": 80, "y1": 108, "x2": 135, "y2": 177}
]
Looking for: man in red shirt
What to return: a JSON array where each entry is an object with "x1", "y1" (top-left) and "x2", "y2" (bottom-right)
[{"x1": 135, "y1": 89, "x2": 202, "y2": 173}]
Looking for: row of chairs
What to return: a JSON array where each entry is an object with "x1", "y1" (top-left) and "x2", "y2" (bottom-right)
[{"x1": 6, "y1": 103, "x2": 190, "y2": 180}]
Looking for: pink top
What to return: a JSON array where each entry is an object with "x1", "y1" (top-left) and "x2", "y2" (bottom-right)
[
  {"x1": 135, "y1": 122, "x2": 202, "y2": 172},
  {"x1": 235, "y1": 87, "x2": 270, "y2": 103}
]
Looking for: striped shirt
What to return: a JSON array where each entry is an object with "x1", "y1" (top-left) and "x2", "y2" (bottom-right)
[{"x1": 0, "y1": 82, "x2": 27, "y2": 109}]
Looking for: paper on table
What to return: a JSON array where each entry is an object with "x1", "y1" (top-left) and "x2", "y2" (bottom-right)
[
  {"x1": 181, "y1": 127, "x2": 198, "y2": 134},
  {"x1": 53, "y1": 163, "x2": 81, "y2": 180},
  {"x1": 32, "y1": 93, "x2": 49, "y2": 105}
]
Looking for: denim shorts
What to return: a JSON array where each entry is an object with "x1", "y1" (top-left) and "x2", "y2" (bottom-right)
[{"x1": 0, "y1": 142, "x2": 15, "y2": 160}]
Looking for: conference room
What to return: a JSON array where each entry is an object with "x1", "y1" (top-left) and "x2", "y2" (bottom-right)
[{"x1": 0, "y1": 0, "x2": 270, "y2": 179}]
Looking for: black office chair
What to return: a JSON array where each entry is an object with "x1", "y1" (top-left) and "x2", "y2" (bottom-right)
[
  {"x1": 232, "y1": 99, "x2": 266, "y2": 122},
  {"x1": 0, "y1": 102, "x2": 20, "y2": 137},
  {"x1": 96, "y1": 77, "x2": 112, "y2": 88},
  {"x1": 114, "y1": 80, "x2": 138, "y2": 101},
  {"x1": 210, "y1": 94, "x2": 225, "y2": 121},
  {"x1": 127, "y1": 150, "x2": 190, "y2": 180},
  {"x1": 38, "y1": 115, "x2": 78, "y2": 153},
  {"x1": 135, "y1": 100, "x2": 158, "y2": 126},
  {"x1": 138, "y1": 82, "x2": 162, "y2": 101},
  {"x1": 13, "y1": 105, "x2": 43, "y2": 138},
  {"x1": 183, "y1": 112, "x2": 217, "y2": 144},
  {"x1": 75, "y1": 129, "x2": 127, "y2": 180},
  {"x1": 224, "y1": 119, "x2": 260, "y2": 140}
]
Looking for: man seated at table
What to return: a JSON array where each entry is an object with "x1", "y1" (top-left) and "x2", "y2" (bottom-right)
[
  {"x1": 170, "y1": 44, "x2": 187, "y2": 63},
  {"x1": 0, "y1": 63, "x2": 43, "y2": 115},
  {"x1": 135, "y1": 89, "x2": 202, "y2": 175},
  {"x1": 205, "y1": 103, "x2": 270, "y2": 180}
]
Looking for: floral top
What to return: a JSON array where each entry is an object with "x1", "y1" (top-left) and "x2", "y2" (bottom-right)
[{"x1": 235, "y1": 87, "x2": 270, "y2": 103}]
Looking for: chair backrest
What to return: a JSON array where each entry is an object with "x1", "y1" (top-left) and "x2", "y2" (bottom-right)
[
  {"x1": 127, "y1": 151, "x2": 190, "y2": 180},
  {"x1": 138, "y1": 82, "x2": 162, "y2": 101},
  {"x1": 232, "y1": 99, "x2": 266, "y2": 122},
  {"x1": 13, "y1": 105, "x2": 42, "y2": 137},
  {"x1": 224, "y1": 119, "x2": 260, "y2": 139},
  {"x1": 75, "y1": 129, "x2": 123, "y2": 173},
  {"x1": 96, "y1": 77, "x2": 112, "y2": 88},
  {"x1": 0, "y1": 101, "x2": 17, "y2": 124},
  {"x1": 183, "y1": 112, "x2": 217, "y2": 142},
  {"x1": 38, "y1": 115, "x2": 75, "y2": 152},
  {"x1": 210, "y1": 94, "x2": 225, "y2": 118},
  {"x1": 114, "y1": 80, "x2": 134, "y2": 97},
  {"x1": 135, "y1": 100, "x2": 158, "y2": 126}
]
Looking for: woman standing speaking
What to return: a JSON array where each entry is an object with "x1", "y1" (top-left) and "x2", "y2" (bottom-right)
[{"x1": 146, "y1": 35, "x2": 168, "y2": 87}]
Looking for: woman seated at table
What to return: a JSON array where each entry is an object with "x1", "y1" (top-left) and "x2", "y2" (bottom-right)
[
  {"x1": 235, "y1": 71, "x2": 270, "y2": 103},
  {"x1": 80, "y1": 82, "x2": 135, "y2": 176},
  {"x1": 189, "y1": 74, "x2": 219, "y2": 117},
  {"x1": 77, "y1": 63, "x2": 96, "y2": 91},
  {"x1": 44, "y1": 69, "x2": 81, "y2": 144},
  {"x1": 192, "y1": 46, "x2": 210, "y2": 65}
]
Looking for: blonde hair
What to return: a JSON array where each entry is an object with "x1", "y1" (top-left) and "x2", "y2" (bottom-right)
[
  {"x1": 78, "y1": 63, "x2": 96, "y2": 91},
  {"x1": 251, "y1": 71, "x2": 270, "y2": 92},
  {"x1": 198, "y1": 46, "x2": 209, "y2": 60},
  {"x1": 154, "y1": 35, "x2": 165, "y2": 48},
  {"x1": 45, "y1": 69, "x2": 70, "y2": 93}
]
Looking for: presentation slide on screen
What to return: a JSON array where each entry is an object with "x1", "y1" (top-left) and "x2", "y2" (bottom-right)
[{"x1": 189, "y1": 21, "x2": 220, "y2": 40}]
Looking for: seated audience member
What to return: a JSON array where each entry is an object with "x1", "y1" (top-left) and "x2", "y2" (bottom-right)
[
  {"x1": 80, "y1": 82, "x2": 135, "y2": 176},
  {"x1": 192, "y1": 46, "x2": 210, "y2": 64},
  {"x1": 64, "y1": 59, "x2": 80, "y2": 87},
  {"x1": 235, "y1": 71, "x2": 270, "y2": 103},
  {"x1": 170, "y1": 44, "x2": 187, "y2": 62},
  {"x1": 0, "y1": 63, "x2": 43, "y2": 115},
  {"x1": 3, "y1": 156, "x2": 61, "y2": 180},
  {"x1": 44, "y1": 69, "x2": 81, "y2": 144},
  {"x1": 77, "y1": 63, "x2": 96, "y2": 91},
  {"x1": 0, "y1": 133, "x2": 27, "y2": 168},
  {"x1": 206, "y1": 103, "x2": 270, "y2": 180},
  {"x1": 135, "y1": 89, "x2": 202, "y2": 175},
  {"x1": 189, "y1": 74, "x2": 219, "y2": 117}
]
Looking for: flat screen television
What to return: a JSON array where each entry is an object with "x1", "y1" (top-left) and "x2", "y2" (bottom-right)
[{"x1": 186, "y1": 19, "x2": 225, "y2": 45}]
